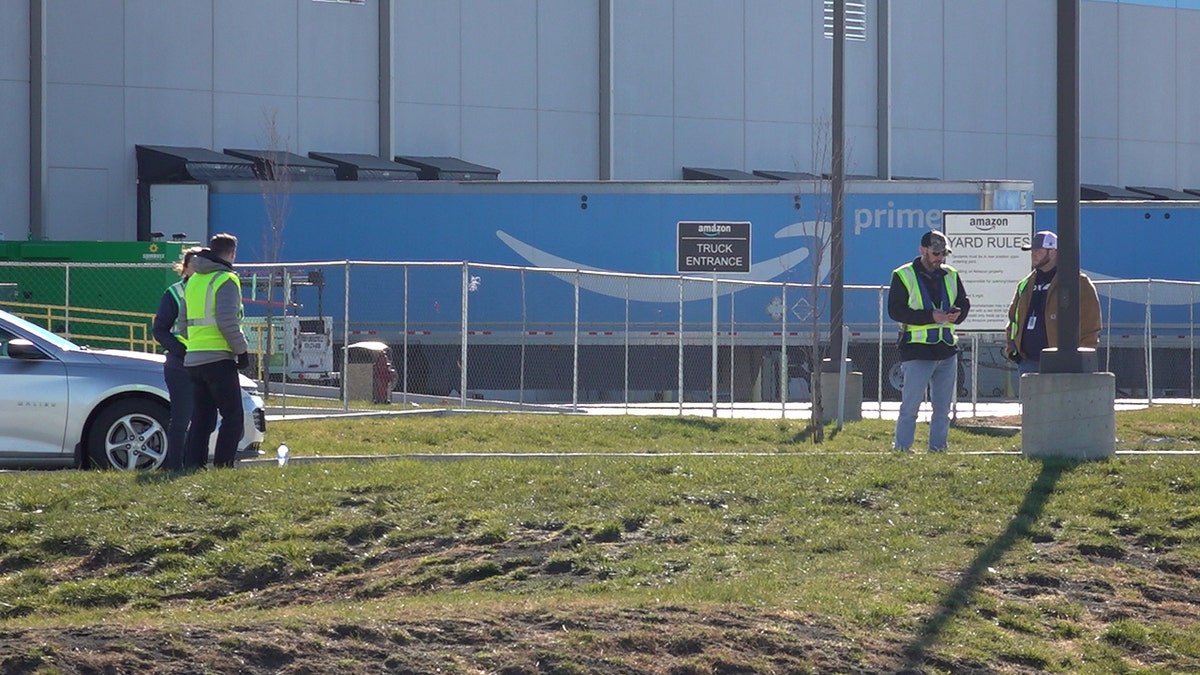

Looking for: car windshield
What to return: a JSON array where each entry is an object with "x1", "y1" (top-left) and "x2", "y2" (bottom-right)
[{"x1": 0, "y1": 310, "x2": 83, "y2": 352}]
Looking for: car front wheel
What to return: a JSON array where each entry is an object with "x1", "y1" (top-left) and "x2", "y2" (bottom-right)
[{"x1": 87, "y1": 399, "x2": 170, "y2": 471}]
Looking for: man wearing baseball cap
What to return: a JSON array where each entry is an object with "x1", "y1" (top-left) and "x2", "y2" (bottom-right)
[
  {"x1": 887, "y1": 229, "x2": 971, "y2": 453},
  {"x1": 1005, "y1": 230, "x2": 1102, "y2": 387}
]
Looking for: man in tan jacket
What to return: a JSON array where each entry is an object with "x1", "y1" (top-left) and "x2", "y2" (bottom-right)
[{"x1": 1005, "y1": 230, "x2": 1102, "y2": 386}]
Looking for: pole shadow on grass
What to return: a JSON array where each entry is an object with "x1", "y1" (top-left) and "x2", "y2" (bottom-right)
[{"x1": 900, "y1": 458, "x2": 1075, "y2": 672}]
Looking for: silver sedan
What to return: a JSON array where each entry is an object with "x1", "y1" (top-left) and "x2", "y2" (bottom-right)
[{"x1": 0, "y1": 308, "x2": 265, "y2": 470}]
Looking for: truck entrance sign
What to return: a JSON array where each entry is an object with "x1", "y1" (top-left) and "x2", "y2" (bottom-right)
[{"x1": 677, "y1": 221, "x2": 751, "y2": 273}]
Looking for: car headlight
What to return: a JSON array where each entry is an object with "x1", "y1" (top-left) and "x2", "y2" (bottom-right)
[{"x1": 238, "y1": 373, "x2": 261, "y2": 394}]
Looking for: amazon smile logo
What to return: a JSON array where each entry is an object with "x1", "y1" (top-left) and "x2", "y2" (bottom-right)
[{"x1": 495, "y1": 223, "x2": 828, "y2": 302}]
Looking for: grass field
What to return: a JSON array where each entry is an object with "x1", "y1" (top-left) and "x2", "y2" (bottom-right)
[{"x1": 0, "y1": 407, "x2": 1196, "y2": 673}]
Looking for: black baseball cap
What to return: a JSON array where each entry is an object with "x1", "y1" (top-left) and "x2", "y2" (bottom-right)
[{"x1": 920, "y1": 230, "x2": 951, "y2": 254}]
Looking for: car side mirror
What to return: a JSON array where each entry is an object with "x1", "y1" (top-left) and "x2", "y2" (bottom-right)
[{"x1": 7, "y1": 338, "x2": 48, "y2": 360}]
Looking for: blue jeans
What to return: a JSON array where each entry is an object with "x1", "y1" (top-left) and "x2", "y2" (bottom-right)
[
  {"x1": 163, "y1": 363, "x2": 193, "y2": 471},
  {"x1": 1017, "y1": 358, "x2": 1040, "y2": 395},
  {"x1": 894, "y1": 354, "x2": 958, "y2": 451}
]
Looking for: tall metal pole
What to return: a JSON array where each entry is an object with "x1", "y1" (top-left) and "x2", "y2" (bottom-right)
[
  {"x1": 828, "y1": 0, "x2": 846, "y2": 370},
  {"x1": 876, "y1": 0, "x2": 891, "y2": 180},
  {"x1": 29, "y1": 0, "x2": 47, "y2": 241},
  {"x1": 599, "y1": 0, "x2": 614, "y2": 179},
  {"x1": 1043, "y1": 0, "x2": 1084, "y2": 374},
  {"x1": 377, "y1": 0, "x2": 393, "y2": 159}
]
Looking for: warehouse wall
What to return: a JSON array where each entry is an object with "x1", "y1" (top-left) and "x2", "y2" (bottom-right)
[{"x1": 3, "y1": 0, "x2": 1199, "y2": 242}]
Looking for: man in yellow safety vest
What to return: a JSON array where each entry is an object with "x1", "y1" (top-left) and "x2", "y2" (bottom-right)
[
  {"x1": 886, "y1": 230, "x2": 971, "y2": 453},
  {"x1": 181, "y1": 233, "x2": 250, "y2": 469}
]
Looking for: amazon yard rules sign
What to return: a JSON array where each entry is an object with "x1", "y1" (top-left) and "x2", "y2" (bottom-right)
[
  {"x1": 942, "y1": 211, "x2": 1034, "y2": 332},
  {"x1": 677, "y1": 221, "x2": 751, "y2": 273}
]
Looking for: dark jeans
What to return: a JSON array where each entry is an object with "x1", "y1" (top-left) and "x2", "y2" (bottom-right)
[
  {"x1": 163, "y1": 363, "x2": 193, "y2": 471},
  {"x1": 183, "y1": 359, "x2": 243, "y2": 468}
]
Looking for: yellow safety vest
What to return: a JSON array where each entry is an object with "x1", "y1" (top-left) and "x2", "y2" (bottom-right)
[
  {"x1": 183, "y1": 270, "x2": 242, "y2": 352},
  {"x1": 1007, "y1": 275, "x2": 1032, "y2": 343},
  {"x1": 894, "y1": 262, "x2": 959, "y2": 346},
  {"x1": 167, "y1": 280, "x2": 188, "y2": 349}
]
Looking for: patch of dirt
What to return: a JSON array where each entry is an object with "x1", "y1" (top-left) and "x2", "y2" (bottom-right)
[
  {"x1": 955, "y1": 413, "x2": 1022, "y2": 429},
  {"x1": 0, "y1": 527, "x2": 1196, "y2": 673}
]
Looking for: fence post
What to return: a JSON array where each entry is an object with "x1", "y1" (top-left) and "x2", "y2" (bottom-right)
[
  {"x1": 877, "y1": 286, "x2": 885, "y2": 411},
  {"x1": 780, "y1": 282, "x2": 787, "y2": 419},
  {"x1": 711, "y1": 274, "x2": 718, "y2": 418},
  {"x1": 460, "y1": 262, "x2": 469, "y2": 409},
  {"x1": 729, "y1": 283, "x2": 736, "y2": 414},
  {"x1": 342, "y1": 261, "x2": 350, "y2": 412},
  {"x1": 402, "y1": 264, "x2": 409, "y2": 405},
  {"x1": 520, "y1": 269, "x2": 527, "y2": 409},
  {"x1": 624, "y1": 277, "x2": 630, "y2": 413},
  {"x1": 573, "y1": 271, "x2": 580, "y2": 412},
  {"x1": 836, "y1": 323, "x2": 850, "y2": 429},
  {"x1": 1145, "y1": 280, "x2": 1153, "y2": 404},
  {"x1": 970, "y1": 333, "x2": 979, "y2": 416},
  {"x1": 1191, "y1": 285, "x2": 1196, "y2": 402},
  {"x1": 63, "y1": 264, "x2": 71, "y2": 337},
  {"x1": 677, "y1": 276, "x2": 684, "y2": 415}
]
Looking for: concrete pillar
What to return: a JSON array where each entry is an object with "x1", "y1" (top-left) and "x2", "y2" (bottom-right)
[
  {"x1": 1021, "y1": 372, "x2": 1115, "y2": 459},
  {"x1": 819, "y1": 370, "x2": 863, "y2": 422}
]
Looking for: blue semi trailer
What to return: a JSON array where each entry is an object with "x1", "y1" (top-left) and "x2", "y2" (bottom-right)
[{"x1": 201, "y1": 178, "x2": 1198, "y2": 399}]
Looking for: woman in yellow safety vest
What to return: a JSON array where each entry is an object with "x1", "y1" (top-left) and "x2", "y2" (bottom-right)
[{"x1": 152, "y1": 246, "x2": 203, "y2": 471}]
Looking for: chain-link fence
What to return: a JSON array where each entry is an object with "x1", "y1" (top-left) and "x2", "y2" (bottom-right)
[{"x1": 2, "y1": 260, "x2": 1197, "y2": 412}]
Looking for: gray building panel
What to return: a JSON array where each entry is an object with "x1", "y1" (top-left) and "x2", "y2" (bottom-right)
[
  {"x1": 1118, "y1": 6, "x2": 1177, "y2": 143},
  {"x1": 47, "y1": 167, "x2": 111, "y2": 240},
  {"x1": 394, "y1": 102, "x2": 462, "y2": 156},
  {"x1": 613, "y1": 114, "x2": 674, "y2": 179},
  {"x1": 394, "y1": 1, "x2": 460, "y2": 105},
  {"x1": 1005, "y1": 132, "x2": 1056, "y2": 200},
  {"x1": 1119, "y1": 140, "x2": 1178, "y2": 189},
  {"x1": 461, "y1": 106, "x2": 536, "y2": 180},
  {"x1": 1181, "y1": 12, "x2": 1200, "y2": 144},
  {"x1": 537, "y1": 1, "x2": 599, "y2": 113},
  {"x1": 537, "y1": 110, "x2": 600, "y2": 180},
  {"x1": 213, "y1": 94, "x2": 299, "y2": 151},
  {"x1": 746, "y1": 121, "x2": 814, "y2": 176},
  {"x1": 674, "y1": 0, "x2": 745, "y2": 121},
  {"x1": 299, "y1": 0, "x2": 377, "y2": 100},
  {"x1": 0, "y1": 80, "x2": 29, "y2": 240},
  {"x1": 124, "y1": 1, "x2": 213, "y2": 90},
  {"x1": 0, "y1": 2, "x2": 29, "y2": 81},
  {"x1": 613, "y1": 1, "x2": 673, "y2": 117},
  {"x1": 846, "y1": 123, "x2": 878, "y2": 177},
  {"x1": 891, "y1": 0, "x2": 944, "y2": 132},
  {"x1": 214, "y1": 0, "x2": 298, "y2": 96},
  {"x1": 48, "y1": 0, "x2": 122, "y2": 86},
  {"x1": 1180, "y1": 143, "x2": 1200, "y2": 189},
  {"x1": 47, "y1": 83, "x2": 123, "y2": 172},
  {"x1": 299, "y1": 97, "x2": 378, "y2": 154},
  {"x1": 944, "y1": 2, "x2": 1008, "y2": 134},
  {"x1": 1080, "y1": 137, "x2": 1120, "y2": 186},
  {"x1": 675, "y1": 117, "x2": 746, "y2": 173},
  {"x1": 7, "y1": 0, "x2": 1200, "y2": 242},
  {"x1": 892, "y1": 128, "x2": 944, "y2": 180},
  {"x1": 462, "y1": 0, "x2": 537, "y2": 110},
  {"x1": 125, "y1": 89, "x2": 215, "y2": 150},
  {"x1": 944, "y1": 132, "x2": 1007, "y2": 182},
  {"x1": 840, "y1": 8, "x2": 879, "y2": 131},
  {"x1": 1005, "y1": 0, "x2": 1056, "y2": 137},
  {"x1": 1080, "y1": 1, "x2": 1120, "y2": 140},
  {"x1": 745, "y1": 2, "x2": 814, "y2": 125}
]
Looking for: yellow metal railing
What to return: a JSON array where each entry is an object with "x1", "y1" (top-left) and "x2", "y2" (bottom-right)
[
  {"x1": 6, "y1": 302, "x2": 280, "y2": 369},
  {"x1": 6, "y1": 301, "x2": 158, "y2": 353}
]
